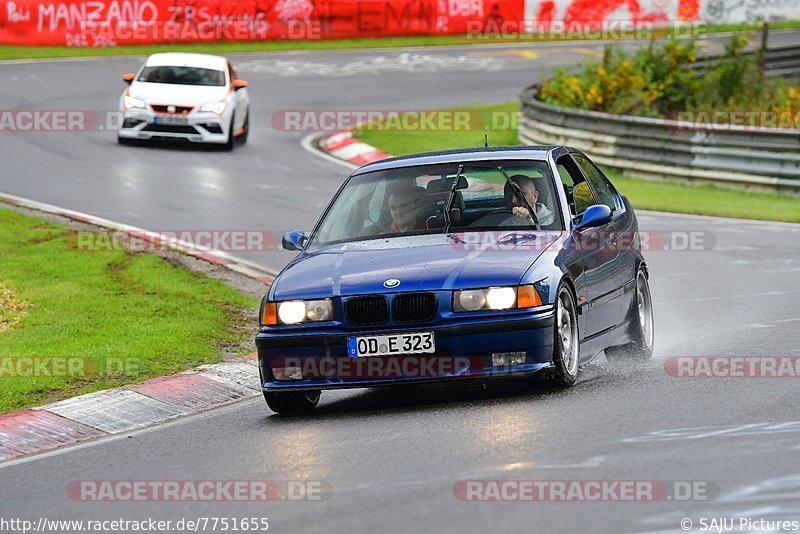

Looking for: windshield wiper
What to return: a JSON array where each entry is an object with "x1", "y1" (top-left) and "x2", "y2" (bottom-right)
[
  {"x1": 443, "y1": 164, "x2": 464, "y2": 234},
  {"x1": 498, "y1": 165, "x2": 541, "y2": 231}
]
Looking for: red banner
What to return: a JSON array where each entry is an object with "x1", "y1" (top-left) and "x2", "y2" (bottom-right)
[
  {"x1": 3, "y1": 0, "x2": 797, "y2": 47},
  {"x1": 534, "y1": 0, "x2": 697, "y2": 27},
  {"x1": 0, "y1": 0, "x2": 525, "y2": 46}
]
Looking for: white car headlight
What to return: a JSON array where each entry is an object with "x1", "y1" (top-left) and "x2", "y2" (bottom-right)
[
  {"x1": 277, "y1": 299, "x2": 333, "y2": 325},
  {"x1": 200, "y1": 102, "x2": 227, "y2": 115},
  {"x1": 123, "y1": 96, "x2": 145, "y2": 110}
]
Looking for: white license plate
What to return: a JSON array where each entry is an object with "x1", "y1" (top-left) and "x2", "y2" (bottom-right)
[
  {"x1": 347, "y1": 332, "x2": 435, "y2": 358},
  {"x1": 154, "y1": 115, "x2": 188, "y2": 126}
]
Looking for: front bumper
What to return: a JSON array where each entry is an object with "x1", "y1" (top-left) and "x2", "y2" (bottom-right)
[
  {"x1": 256, "y1": 312, "x2": 555, "y2": 392},
  {"x1": 117, "y1": 108, "x2": 231, "y2": 144}
]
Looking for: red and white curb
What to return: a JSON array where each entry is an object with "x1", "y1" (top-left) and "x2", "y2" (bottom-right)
[
  {"x1": 316, "y1": 130, "x2": 393, "y2": 168},
  {"x1": 0, "y1": 191, "x2": 276, "y2": 462},
  {"x1": 0, "y1": 356, "x2": 261, "y2": 462}
]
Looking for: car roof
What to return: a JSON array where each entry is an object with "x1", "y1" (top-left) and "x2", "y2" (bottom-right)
[
  {"x1": 145, "y1": 53, "x2": 228, "y2": 71},
  {"x1": 351, "y1": 146, "x2": 568, "y2": 176}
]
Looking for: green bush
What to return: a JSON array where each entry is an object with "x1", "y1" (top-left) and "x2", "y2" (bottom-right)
[{"x1": 539, "y1": 34, "x2": 800, "y2": 122}]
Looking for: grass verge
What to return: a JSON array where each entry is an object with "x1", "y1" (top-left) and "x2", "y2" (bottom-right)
[
  {"x1": 0, "y1": 207, "x2": 258, "y2": 413},
  {"x1": 353, "y1": 102, "x2": 800, "y2": 223},
  {"x1": 2, "y1": 21, "x2": 799, "y2": 61}
]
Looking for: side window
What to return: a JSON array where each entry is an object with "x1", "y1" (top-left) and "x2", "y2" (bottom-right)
[
  {"x1": 556, "y1": 163, "x2": 574, "y2": 188},
  {"x1": 556, "y1": 155, "x2": 595, "y2": 217},
  {"x1": 573, "y1": 155, "x2": 617, "y2": 211}
]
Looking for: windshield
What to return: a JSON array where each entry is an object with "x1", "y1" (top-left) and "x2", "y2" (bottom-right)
[
  {"x1": 137, "y1": 66, "x2": 226, "y2": 86},
  {"x1": 311, "y1": 160, "x2": 562, "y2": 247}
]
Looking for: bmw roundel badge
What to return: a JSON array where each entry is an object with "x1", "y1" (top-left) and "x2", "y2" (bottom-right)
[{"x1": 383, "y1": 279, "x2": 401, "y2": 289}]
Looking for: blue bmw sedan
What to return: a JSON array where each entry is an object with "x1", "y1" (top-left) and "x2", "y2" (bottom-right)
[{"x1": 256, "y1": 146, "x2": 654, "y2": 414}]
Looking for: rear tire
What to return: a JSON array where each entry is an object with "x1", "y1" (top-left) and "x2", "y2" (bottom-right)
[
  {"x1": 264, "y1": 390, "x2": 320, "y2": 415},
  {"x1": 605, "y1": 270, "x2": 654, "y2": 362},
  {"x1": 543, "y1": 283, "x2": 580, "y2": 387}
]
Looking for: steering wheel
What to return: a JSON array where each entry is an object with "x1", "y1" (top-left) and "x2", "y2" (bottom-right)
[
  {"x1": 488, "y1": 208, "x2": 513, "y2": 216},
  {"x1": 468, "y1": 208, "x2": 518, "y2": 228}
]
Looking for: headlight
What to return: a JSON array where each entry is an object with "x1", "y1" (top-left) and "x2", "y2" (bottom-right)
[
  {"x1": 200, "y1": 101, "x2": 227, "y2": 115},
  {"x1": 276, "y1": 299, "x2": 333, "y2": 325},
  {"x1": 457, "y1": 289, "x2": 487, "y2": 311},
  {"x1": 123, "y1": 96, "x2": 145, "y2": 110},
  {"x1": 453, "y1": 285, "x2": 543, "y2": 312},
  {"x1": 486, "y1": 287, "x2": 517, "y2": 310}
]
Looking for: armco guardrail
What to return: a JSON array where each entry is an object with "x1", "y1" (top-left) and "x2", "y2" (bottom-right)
[
  {"x1": 691, "y1": 44, "x2": 800, "y2": 78},
  {"x1": 519, "y1": 47, "x2": 800, "y2": 195}
]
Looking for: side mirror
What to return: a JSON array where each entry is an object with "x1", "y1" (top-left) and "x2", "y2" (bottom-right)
[
  {"x1": 122, "y1": 73, "x2": 135, "y2": 85},
  {"x1": 282, "y1": 230, "x2": 308, "y2": 251},
  {"x1": 575, "y1": 205, "x2": 612, "y2": 230},
  {"x1": 233, "y1": 79, "x2": 248, "y2": 91}
]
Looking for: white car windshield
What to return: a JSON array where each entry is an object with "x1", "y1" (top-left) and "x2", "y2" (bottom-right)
[{"x1": 137, "y1": 66, "x2": 226, "y2": 86}]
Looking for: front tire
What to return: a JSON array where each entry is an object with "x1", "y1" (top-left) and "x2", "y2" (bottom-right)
[
  {"x1": 545, "y1": 283, "x2": 580, "y2": 387},
  {"x1": 264, "y1": 390, "x2": 320, "y2": 415},
  {"x1": 237, "y1": 110, "x2": 249, "y2": 144},
  {"x1": 221, "y1": 117, "x2": 235, "y2": 151},
  {"x1": 605, "y1": 269, "x2": 654, "y2": 362}
]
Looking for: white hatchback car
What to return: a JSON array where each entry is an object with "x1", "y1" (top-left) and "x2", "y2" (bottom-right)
[{"x1": 118, "y1": 53, "x2": 250, "y2": 149}]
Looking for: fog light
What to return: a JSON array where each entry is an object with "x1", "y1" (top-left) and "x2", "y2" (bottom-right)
[
  {"x1": 272, "y1": 366, "x2": 303, "y2": 380},
  {"x1": 492, "y1": 352, "x2": 527, "y2": 366},
  {"x1": 122, "y1": 118, "x2": 144, "y2": 129},
  {"x1": 200, "y1": 123, "x2": 223, "y2": 134}
]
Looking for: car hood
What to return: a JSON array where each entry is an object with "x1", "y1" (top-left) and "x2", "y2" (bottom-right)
[
  {"x1": 129, "y1": 82, "x2": 229, "y2": 107},
  {"x1": 272, "y1": 232, "x2": 562, "y2": 300}
]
